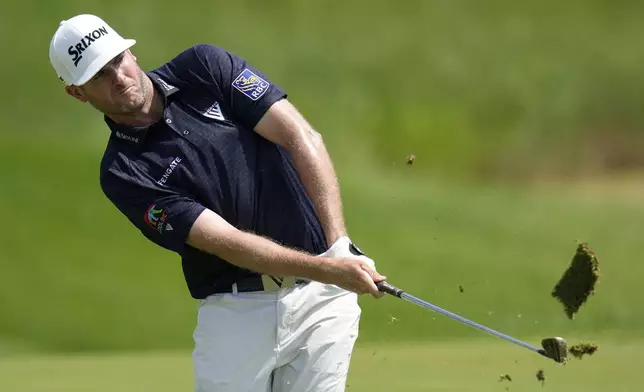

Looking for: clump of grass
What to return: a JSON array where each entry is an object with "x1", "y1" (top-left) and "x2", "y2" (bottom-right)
[
  {"x1": 569, "y1": 342, "x2": 599, "y2": 359},
  {"x1": 551, "y1": 242, "x2": 600, "y2": 319}
]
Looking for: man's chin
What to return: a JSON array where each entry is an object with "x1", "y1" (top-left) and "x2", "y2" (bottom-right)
[{"x1": 118, "y1": 98, "x2": 145, "y2": 114}]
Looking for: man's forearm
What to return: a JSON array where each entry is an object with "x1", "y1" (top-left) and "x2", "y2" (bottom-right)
[
  {"x1": 218, "y1": 230, "x2": 337, "y2": 281},
  {"x1": 187, "y1": 209, "x2": 336, "y2": 282},
  {"x1": 288, "y1": 132, "x2": 347, "y2": 246},
  {"x1": 254, "y1": 100, "x2": 347, "y2": 246}
]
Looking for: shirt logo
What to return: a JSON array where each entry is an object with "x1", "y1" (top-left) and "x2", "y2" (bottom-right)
[
  {"x1": 68, "y1": 26, "x2": 109, "y2": 67},
  {"x1": 144, "y1": 203, "x2": 169, "y2": 234},
  {"x1": 232, "y1": 69, "x2": 270, "y2": 101},
  {"x1": 203, "y1": 102, "x2": 225, "y2": 121},
  {"x1": 115, "y1": 131, "x2": 139, "y2": 143},
  {"x1": 156, "y1": 77, "x2": 177, "y2": 93},
  {"x1": 157, "y1": 157, "x2": 182, "y2": 186}
]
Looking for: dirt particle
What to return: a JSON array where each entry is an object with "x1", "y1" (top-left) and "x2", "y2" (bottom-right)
[
  {"x1": 569, "y1": 342, "x2": 599, "y2": 359},
  {"x1": 498, "y1": 374, "x2": 512, "y2": 382},
  {"x1": 536, "y1": 369, "x2": 545, "y2": 386},
  {"x1": 458, "y1": 285, "x2": 464, "y2": 293},
  {"x1": 406, "y1": 154, "x2": 415, "y2": 165}
]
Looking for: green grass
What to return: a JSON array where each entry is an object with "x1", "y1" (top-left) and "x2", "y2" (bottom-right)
[{"x1": 0, "y1": 338, "x2": 640, "y2": 391}]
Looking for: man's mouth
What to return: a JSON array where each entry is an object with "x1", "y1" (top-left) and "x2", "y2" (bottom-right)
[{"x1": 119, "y1": 85, "x2": 134, "y2": 95}]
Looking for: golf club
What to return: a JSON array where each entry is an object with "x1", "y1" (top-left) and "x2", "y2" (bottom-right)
[{"x1": 376, "y1": 281, "x2": 568, "y2": 363}]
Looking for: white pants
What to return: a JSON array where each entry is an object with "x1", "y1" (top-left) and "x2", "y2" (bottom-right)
[{"x1": 192, "y1": 281, "x2": 361, "y2": 392}]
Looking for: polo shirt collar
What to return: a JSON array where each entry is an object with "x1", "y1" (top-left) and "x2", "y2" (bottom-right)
[{"x1": 104, "y1": 73, "x2": 180, "y2": 145}]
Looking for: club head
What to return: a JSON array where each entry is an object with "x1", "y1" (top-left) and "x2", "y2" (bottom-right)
[{"x1": 539, "y1": 337, "x2": 568, "y2": 363}]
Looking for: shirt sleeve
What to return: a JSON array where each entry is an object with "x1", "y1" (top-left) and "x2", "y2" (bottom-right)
[
  {"x1": 173, "y1": 44, "x2": 287, "y2": 130},
  {"x1": 100, "y1": 159, "x2": 206, "y2": 254}
]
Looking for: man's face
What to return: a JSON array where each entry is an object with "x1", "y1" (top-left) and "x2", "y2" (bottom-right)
[{"x1": 65, "y1": 50, "x2": 148, "y2": 116}]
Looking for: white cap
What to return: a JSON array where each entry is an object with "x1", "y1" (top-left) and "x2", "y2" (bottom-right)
[{"x1": 49, "y1": 14, "x2": 136, "y2": 86}]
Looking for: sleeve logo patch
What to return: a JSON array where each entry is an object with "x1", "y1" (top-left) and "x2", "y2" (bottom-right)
[
  {"x1": 232, "y1": 68, "x2": 270, "y2": 101},
  {"x1": 144, "y1": 203, "x2": 169, "y2": 234}
]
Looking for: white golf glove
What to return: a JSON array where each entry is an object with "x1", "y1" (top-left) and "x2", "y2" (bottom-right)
[{"x1": 319, "y1": 236, "x2": 377, "y2": 271}]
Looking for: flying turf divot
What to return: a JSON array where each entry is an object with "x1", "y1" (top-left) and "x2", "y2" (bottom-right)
[
  {"x1": 569, "y1": 342, "x2": 599, "y2": 359},
  {"x1": 551, "y1": 242, "x2": 600, "y2": 320}
]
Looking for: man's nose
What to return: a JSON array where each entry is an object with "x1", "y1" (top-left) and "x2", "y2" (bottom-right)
[
  {"x1": 102, "y1": 64, "x2": 126, "y2": 87},
  {"x1": 113, "y1": 67, "x2": 128, "y2": 86}
]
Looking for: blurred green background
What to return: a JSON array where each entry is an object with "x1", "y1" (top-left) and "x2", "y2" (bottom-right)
[{"x1": 2, "y1": 0, "x2": 644, "y2": 390}]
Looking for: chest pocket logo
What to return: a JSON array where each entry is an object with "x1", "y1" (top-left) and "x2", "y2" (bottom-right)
[
  {"x1": 203, "y1": 101, "x2": 225, "y2": 121},
  {"x1": 157, "y1": 157, "x2": 183, "y2": 186}
]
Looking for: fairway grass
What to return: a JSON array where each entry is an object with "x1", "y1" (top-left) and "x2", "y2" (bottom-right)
[{"x1": 0, "y1": 338, "x2": 640, "y2": 392}]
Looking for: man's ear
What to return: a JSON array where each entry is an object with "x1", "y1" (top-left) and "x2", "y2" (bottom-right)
[{"x1": 65, "y1": 85, "x2": 88, "y2": 103}]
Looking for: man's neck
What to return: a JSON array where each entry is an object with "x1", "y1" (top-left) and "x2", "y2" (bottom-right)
[{"x1": 106, "y1": 75, "x2": 164, "y2": 127}]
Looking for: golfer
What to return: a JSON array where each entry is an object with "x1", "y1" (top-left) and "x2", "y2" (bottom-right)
[{"x1": 49, "y1": 13, "x2": 386, "y2": 392}]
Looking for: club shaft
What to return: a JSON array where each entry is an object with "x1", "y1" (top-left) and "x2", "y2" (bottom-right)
[{"x1": 399, "y1": 292, "x2": 542, "y2": 353}]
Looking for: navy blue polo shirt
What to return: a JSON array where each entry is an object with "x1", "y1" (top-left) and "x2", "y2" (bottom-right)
[{"x1": 99, "y1": 44, "x2": 327, "y2": 299}]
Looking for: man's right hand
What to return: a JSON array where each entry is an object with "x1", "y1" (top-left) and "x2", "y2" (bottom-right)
[
  {"x1": 315, "y1": 236, "x2": 386, "y2": 297},
  {"x1": 325, "y1": 257, "x2": 387, "y2": 297}
]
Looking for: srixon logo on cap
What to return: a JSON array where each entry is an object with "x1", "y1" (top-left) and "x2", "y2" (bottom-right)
[{"x1": 68, "y1": 26, "x2": 109, "y2": 67}]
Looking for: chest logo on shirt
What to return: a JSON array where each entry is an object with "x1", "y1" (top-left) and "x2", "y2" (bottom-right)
[
  {"x1": 232, "y1": 68, "x2": 270, "y2": 101},
  {"x1": 203, "y1": 101, "x2": 225, "y2": 121},
  {"x1": 156, "y1": 77, "x2": 178, "y2": 94},
  {"x1": 157, "y1": 157, "x2": 183, "y2": 186},
  {"x1": 144, "y1": 203, "x2": 170, "y2": 234}
]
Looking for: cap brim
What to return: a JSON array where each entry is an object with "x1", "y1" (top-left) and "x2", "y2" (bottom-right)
[{"x1": 72, "y1": 39, "x2": 136, "y2": 86}]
